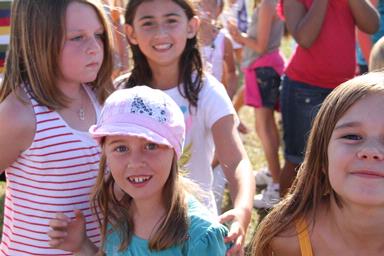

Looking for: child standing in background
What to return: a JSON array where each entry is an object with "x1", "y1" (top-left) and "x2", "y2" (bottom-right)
[
  {"x1": 198, "y1": 0, "x2": 238, "y2": 99},
  {"x1": 102, "y1": 0, "x2": 130, "y2": 78},
  {"x1": 228, "y1": 0, "x2": 285, "y2": 209},
  {"x1": 48, "y1": 86, "x2": 230, "y2": 255},
  {"x1": 279, "y1": 0, "x2": 379, "y2": 196},
  {"x1": 197, "y1": 0, "x2": 240, "y2": 214},
  {"x1": 116, "y1": 0, "x2": 255, "y2": 254},
  {"x1": 0, "y1": 0, "x2": 114, "y2": 254},
  {"x1": 369, "y1": 36, "x2": 384, "y2": 71},
  {"x1": 252, "y1": 72, "x2": 384, "y2": 256}
]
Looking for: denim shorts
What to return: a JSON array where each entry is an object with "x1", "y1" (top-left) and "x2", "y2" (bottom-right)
[
  {"x1": 255, "y1": 67, "x2": 281, "y2": 109},
  {"x1": 280, "y1": 76, "x2": 333, "y2": 164}
]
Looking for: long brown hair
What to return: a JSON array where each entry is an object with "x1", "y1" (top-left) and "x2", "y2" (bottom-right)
[
  {"x1": 0, "y1": 0, "x2": 114, "y2": 108},
  {"x1": 251, "y1": 72, "x2": 384, "y2": 255},
  {"x1": 92, "y1": 140, "x2": 190, "y2": 253},
  {"x1": 120, "y1": 0, "x2": 203, "y2": 108}
]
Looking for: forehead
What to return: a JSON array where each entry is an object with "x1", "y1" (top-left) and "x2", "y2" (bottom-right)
[
  {"x1": 65, "y1": 1, "x2": 103, "y2": 31},
  {"x1": 335, "y1": 93, "x2": 384, "y2": 125},
  {"x1": 133, "y1": 0, "x2": 187, "y2": 19}
]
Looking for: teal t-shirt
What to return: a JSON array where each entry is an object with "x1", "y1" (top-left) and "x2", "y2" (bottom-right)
[{"x1": 104, "y1": 197, "x2": 230, "y2": 255}]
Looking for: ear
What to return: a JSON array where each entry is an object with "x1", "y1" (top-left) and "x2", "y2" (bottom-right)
[
  {"x1": 187, "y1": 16, "x2": 200, "y2": 39},
  {"x1": 124, "y1": 24, "x2": 138, "y2": 45}
]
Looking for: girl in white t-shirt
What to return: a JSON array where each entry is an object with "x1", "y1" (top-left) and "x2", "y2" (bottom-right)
[{"x1": 114, "y1": 0, "x2": 255, "y2": 254}]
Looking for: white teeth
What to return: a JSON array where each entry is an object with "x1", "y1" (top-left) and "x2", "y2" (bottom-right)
[
  {"x1": 154, "y1": 44, "x2": 171, "y2": 50},
  {"x1": 129, "y1": 176, "x2": 150, "y2": 184}
]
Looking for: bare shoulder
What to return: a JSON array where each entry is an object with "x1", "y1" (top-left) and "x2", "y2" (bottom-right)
[
  {"x1": 0, "y1": 90, "x2": 35, "y2": 169},
  {"x1": 270, "y1": 225, "x2": 302, "y2": 256}
]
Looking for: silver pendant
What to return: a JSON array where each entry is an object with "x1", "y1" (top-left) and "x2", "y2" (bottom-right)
[{"x1": 78, "y1": 108, "x2": 85, "y2": 121}]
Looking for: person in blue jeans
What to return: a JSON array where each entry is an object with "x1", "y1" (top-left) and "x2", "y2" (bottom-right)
[{"x1": 279, "y1": 0, "x2": 379, "y2": 196}]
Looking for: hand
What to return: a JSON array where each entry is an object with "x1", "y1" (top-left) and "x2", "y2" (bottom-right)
[
  {"x1": 227, "y1": 20, "x2": 242, "y2": 44},
  {"x1": 48, "y1": 210, "x2": 88, "y2": 253},
  {"x1": 219, "y1": 208, "x2": 247, "y2": 256}
]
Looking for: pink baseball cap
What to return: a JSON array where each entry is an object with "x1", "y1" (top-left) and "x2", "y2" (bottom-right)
[{"x1": 89, "y1": 86, "x2": 185, "y2": 158}]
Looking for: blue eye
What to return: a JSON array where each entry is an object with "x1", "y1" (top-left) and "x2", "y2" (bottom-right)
[
  {"x1": 342, "y1": 134, "x2": 362, "y2": 140},
  {"x1": 145, "y1": 143, "x2": 158, "y2": 150},
  {"x1": 115, "y1": 145, "x2": 128, "y2": 152},
  {"x1": 70, "y1": 35, "x2": 84, "y2": 41}
]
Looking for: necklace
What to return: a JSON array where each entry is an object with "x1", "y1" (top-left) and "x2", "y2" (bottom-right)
[
  {"x1": 72, "y1": 88, "x2": 86, "y2": 121},
  {"x1": 78, "y1": 91, "x2": 86, "y2": 121},
  {"x1": 78, "y1": 107, "x2": 85, "y2": 121}
]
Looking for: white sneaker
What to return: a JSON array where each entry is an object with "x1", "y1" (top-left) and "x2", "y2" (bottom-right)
[
  {"x1": 253, "y1": 184, "x2": 280, "y2": 209},
  {"x1": 254, "y1": 168, "x2": 273, "y2": 186}
]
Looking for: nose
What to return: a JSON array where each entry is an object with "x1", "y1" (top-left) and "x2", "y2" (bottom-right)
[
  {"x1": 154, "y1": 24, "x2": 168, "y2": 38},
  {"x1": 357, "y1": 139, "x2": 384, "y2": 161},
  {"x1": 86, "y1": 36, "x2": 103, "y2": 55},
  {"x1": 126, "y1": 149, "x2": 146, "y2": 169}
]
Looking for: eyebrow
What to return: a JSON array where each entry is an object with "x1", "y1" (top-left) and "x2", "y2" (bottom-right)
[
  {"x1": 67, "y1": 27, "x2": 104, "y2": 33},
  {"x1": 138, "y1": 13, "x2": 182, "y2": 20},
  {"x1": 107, "y1": 139, "x2": 125, "y2": 146},
  {"x1": 334, "y1": 121, "x2": 361, "y2": 130}
]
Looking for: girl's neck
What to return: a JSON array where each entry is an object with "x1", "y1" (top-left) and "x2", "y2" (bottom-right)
[
  {"x1": 148, "y1": 63, "x2": 179, "y2": 90},
  {"x1": 132, "y1": 197, "x2": 166, "y2": 239},
  {"x1": 328, "y1": 197, "x2": 384, "y2": 251},
  {"x1": 56, "y1": 80, "x2": 83, "y2": 99}
]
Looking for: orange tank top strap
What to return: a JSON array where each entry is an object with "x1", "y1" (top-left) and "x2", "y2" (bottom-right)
[{"x1": 294, "y1": 217, "x2": 314, "y2": 256}]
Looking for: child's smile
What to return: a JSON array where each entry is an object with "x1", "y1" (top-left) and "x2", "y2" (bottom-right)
[
  {"x1": 328, "y1": 93, "x2": 384, "y2": 206},
  {"x1": 105, "y1": 135, "x2": 174, "y2": 200}
]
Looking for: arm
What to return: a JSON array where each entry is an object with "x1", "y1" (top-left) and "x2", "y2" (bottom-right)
[
  {"x1": 212, "y1": 115, "x2": 255, "y2": 255},
  {"x1": 349, "y1": 0, "x2": 379, "y2": 34},
  {"x1": 357, "y1": 30, "x2": 374, "y2": 63},
  {"x1": 355, "y1": 0, "x2": 379, "y2": 62},
  {"x1": 0, "y1": 92, "x2": 34, "y2": 170},
  {"x1": 223, "y1": 36, "x2": 238, "y2": 100},
  {"x1": 227, "y1": 1, "x2": 276, "y2": 54},
  {"x1": 283, "y1": 0, "x2": 329, "y2": 48},
  {"x1": 48, "y1": 210, "x2": 99, "y2": 255}
]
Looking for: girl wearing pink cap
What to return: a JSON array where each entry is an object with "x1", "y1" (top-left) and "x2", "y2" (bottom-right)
[
  {"x1": 48, "y1": 86, "x2": 230, "y2": 255},
  {"x1": 115, "y1": 0, "x2": 255, "y2": 254}
]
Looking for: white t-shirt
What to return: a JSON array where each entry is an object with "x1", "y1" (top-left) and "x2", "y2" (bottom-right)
[
  {"x1": 201, "y1": 30, "x2": 226, "y2": 82},
  {"x1": 164, "y1": 73, "x2": 237, "y2": 213}
]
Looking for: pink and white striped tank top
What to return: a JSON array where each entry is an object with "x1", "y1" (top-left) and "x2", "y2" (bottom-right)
[{"x1": 0, "y1": 85, "x2": 101, "y2": 255}]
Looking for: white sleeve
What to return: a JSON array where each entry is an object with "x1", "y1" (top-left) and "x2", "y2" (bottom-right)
[{"x1": 199, "y1": 74, "x2": 238, "y2": 129}]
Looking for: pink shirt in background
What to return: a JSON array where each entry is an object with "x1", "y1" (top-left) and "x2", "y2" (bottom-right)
[{"x1": 283, "y1": 0, "x2": 356, "y2": 89}]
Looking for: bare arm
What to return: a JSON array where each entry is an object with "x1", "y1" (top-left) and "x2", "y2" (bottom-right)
[
  {"x1": 228, "y1": 1, "x2": 276, "y2": 54},
  {"x1": 357, "y1": 31, "x2": 374, "y2": 63},
  {"x1": 48, "y1": 211, "x2": 99, "y2": 255},
  {"x1": 0, "y1": 92, "x2": 34, "y2": 170},
  {"x1": 349, "y1": 0, "x2": 379, "y2": 34},
  {"x1": 212, "y1": 115, "x2": 255, "y2": 255},
  {"x1": 223, "y1": 36, "x2": 238, "y2": 100},
  {"x1": 283, "y1": 0, "x2": 329, "y2": 48}
]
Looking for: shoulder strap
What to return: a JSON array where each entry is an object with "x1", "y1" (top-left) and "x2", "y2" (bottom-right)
[{"x1": 295, "y1": 217, "x2": 313, "y2": 256}]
